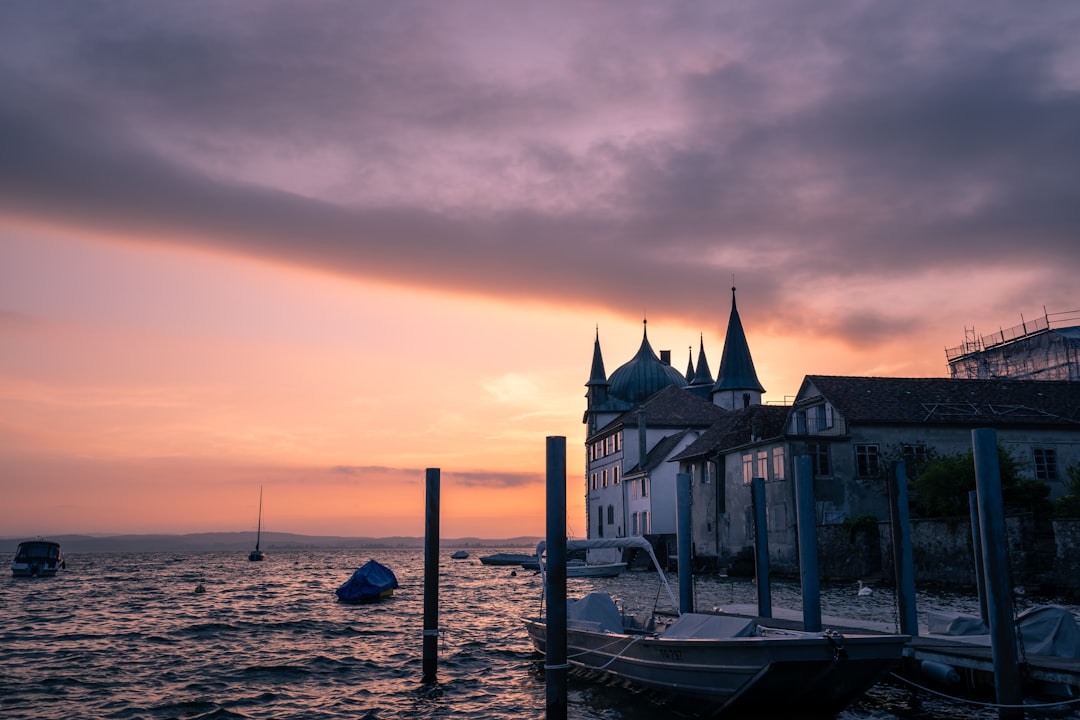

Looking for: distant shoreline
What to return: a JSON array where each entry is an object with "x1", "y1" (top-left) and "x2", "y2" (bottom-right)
[{"x1": 2, "y1": 532, "x2": 543, "y2": 554}]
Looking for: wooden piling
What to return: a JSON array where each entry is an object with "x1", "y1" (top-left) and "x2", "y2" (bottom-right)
[
  {"x1": 794, "y1": 455, "x2": 822, "y2": 632},
  {"x1": 751, "y1": 477, "x2": 771, "y2": 618},
  {"x1": 887, "y1": 460, "x2": 919, "y2": 637},
  {"x1": 972, "y1": 428, "x2": 1023, "y2": 720},
  {"x1": 677, "y1": 471, "x2": 694, "y2": 614},
  {"x1": 422, "y1": 468, "x2": 440, "y2": 684},
  {"x1": 545, "y1": 436, "x2": 567, "y2": 720}
]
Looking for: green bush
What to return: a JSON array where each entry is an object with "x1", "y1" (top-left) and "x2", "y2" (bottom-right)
[
  {"x1": 1052, "y1": 463, "x2": 1080, "y2": 519},
  {"x1": 911, "y1": 445, "x2": 1049, "y2": 519}
]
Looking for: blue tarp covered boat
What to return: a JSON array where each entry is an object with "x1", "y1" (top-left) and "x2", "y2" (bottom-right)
[{"x1": 336, "y1": 559, "x2": 399, "y2": 603}]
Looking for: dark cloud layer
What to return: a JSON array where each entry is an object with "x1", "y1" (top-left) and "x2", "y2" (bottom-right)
[{"x1": 2, "y1": 2, "x2": 1078, "y2": 341}]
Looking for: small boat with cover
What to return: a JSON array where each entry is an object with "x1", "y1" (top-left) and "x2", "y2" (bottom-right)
[
  {"x1": 524, "y1": 537, "x2": 908, "y2": 717},
  {"x1": 11, "y1": 539, "x2": 64, "y2": 577},
  {"x1": 336, "y1": 559, "x2": 399, "y2": 603}
]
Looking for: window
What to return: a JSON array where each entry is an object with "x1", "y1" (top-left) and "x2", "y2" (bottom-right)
[
  {"x1": 792, "y1": 411, "x2": 807, "y2": 435},
  {"x1": 742, "y1": 454, "x2": 754, "y2": 485},
  {"x1": 808, "y1": 404, "x2": 834, "y2": 433},
  {"x1": 901, "y1": 443, "x2": 928, "y2": 477},
  {"x1": 772, "y1": 447, "x2": 785, "y2": 480},
  {"x1": 1034, "y1": 447, "x2": 1058, "y2": 481},
  {"x1": 756, "y1": 450, "x2": 768, "y2": 480},
  {"x1": 590, "y1": 473, "x2": 597, "y2": 490},
  {"x1": 631, "y1": 513, "x2": 639, "y2": 536},
  {"x1": 855, "y1": 444, "x2": 881, "y2": 478},
  {"x1": 606, "y1": 435, "x2": 614, "y2": 455},
  {"x1": 641, "y1": 511, "x2": 649, "y2": 534},
  {"x1": 613, "y1": 466, "x2": 620, "y2": 485},
  {"x1": 602, "y1": 469, "x2": 608, "y2": 488},
  {"x1": 607, "y1": 504, "x2": 615, "y2": 525},
  {"x1": 641, "y1": 477, "x2": 649, "y2": 498},
  {"x1": 597, "y1": 507, "x2": 604, "y2": 538},
  {"x1": 615, "y1": 432, "x2": 622, "y2": 452},
  {"x1": 808, "y1": 442, "x2": 830, "y2": 476}
]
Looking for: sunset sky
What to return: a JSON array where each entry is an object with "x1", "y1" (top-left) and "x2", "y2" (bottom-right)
[{"x1": 2, "y1": 2, "x2": 1079, "y2": 539}]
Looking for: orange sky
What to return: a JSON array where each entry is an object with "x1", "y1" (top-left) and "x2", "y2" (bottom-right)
[{"x1": 2, "y1": 3, "x2": 1079, "y2": 538}]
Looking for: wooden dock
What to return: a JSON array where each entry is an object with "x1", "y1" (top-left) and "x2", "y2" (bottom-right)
[{"x1": 718, "y1": 604, "x2": 1080, "y2": 700}]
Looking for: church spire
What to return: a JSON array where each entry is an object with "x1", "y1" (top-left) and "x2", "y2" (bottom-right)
[
  {"x1": 685, "y1": 346, "x2": 695, "y2": 382},
  {"x1": 713, "y1": 286, "x2": 765, "y2": 409}
]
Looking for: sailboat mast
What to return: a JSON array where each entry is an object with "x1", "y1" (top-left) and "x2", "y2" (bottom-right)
[{"x1": 255, "y1": 486, "x2": 263, "y2": 551}]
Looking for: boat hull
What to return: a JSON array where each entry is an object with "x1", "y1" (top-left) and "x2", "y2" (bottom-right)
[
  {"x1": 11, "y1": 540, "x2": 63, "y2": 578},
  {"x1": 524, "y1": 618, "x2": 907, "y2": 716}
]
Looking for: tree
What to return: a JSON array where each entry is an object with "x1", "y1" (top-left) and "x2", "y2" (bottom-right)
[
  {"x1": 911, "y1": 445, "x2": 1050, "y2": 519},
  {"x1": 1053, "y1": 463, "x2": 1080, "y2": 518}
]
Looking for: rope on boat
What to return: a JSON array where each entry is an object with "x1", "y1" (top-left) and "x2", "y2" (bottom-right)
[
  {"x1": 564, "y1": 634, "x2": 643, "y2": 671},
  {"x1": 889, "y1": 671, "x2": 1080, "y2": 710}
]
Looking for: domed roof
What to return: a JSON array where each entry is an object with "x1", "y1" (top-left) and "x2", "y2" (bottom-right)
[{"x1": 608, "y1": 322, "x2": 688, "y2": 404}]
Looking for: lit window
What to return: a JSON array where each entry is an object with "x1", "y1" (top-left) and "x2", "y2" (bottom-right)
[
  {"x1": 756, "y1": 451, "x2": 768, "y2": 480},
  {"x1": 772, "y1": 447, "x2": 785, "y2": 480},
  {"x1": 742, "y1": 454, "x2": 753, "y2": 485}
]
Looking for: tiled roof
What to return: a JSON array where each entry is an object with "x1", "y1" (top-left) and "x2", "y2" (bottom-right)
[
  {"x1": 803, "y1": 375, "x2": 1080, "y2": 426},
  {"x1": 625, "y1": 430, "x2": 693, "y2": 475},
  {"x1": 672, "y1": 404, "x2": 791, "y2": 461},
  {"x1": 610, "y1": 385, "x2": 730, "y2": 428}
]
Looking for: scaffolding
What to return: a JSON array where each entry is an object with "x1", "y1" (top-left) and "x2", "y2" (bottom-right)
[{"x1": 946, "y1": 308, "x2": 1080, "y2": 380}]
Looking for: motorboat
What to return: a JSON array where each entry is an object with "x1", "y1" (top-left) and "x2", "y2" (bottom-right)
[
  {"x1": 523, "y1": 537, "x2": 908, "y2": 716},
  {"x1": 519, "y1": 557, "x2": 627, "y2": 578},
  {"x1": 11, "y1": 539, "x2": 64, "y2": 577},
  {"x1": 336, "y1": 559, "x2": 399, "y2": 603},
  {"x1": 479, "y1": 552, "x2": 535, "y2": 566},
  {"x1": 451, "y1": 550, "x2": 470, "y2": 559}
]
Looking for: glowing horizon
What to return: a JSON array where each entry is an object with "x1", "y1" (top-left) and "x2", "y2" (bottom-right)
[{"x1": 3, "y1": 3, "x2": 1079, "y2": 538}]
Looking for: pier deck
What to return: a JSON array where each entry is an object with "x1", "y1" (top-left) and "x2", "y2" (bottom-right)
[{"x1": 718, "y1": 604, "x2": 1080, "y2": 695}]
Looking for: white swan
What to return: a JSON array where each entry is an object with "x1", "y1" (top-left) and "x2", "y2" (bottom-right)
[{"x1": 857, "y1": 580, "x2": 873, "y2": 596}]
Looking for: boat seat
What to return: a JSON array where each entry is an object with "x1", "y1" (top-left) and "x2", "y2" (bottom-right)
[{"x1": 660, "y1": 613, "x2": 758, "y2": 639}]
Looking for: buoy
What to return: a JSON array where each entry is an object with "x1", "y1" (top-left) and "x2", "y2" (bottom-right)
[
  {"x1": 195, "y1": 583, "x2": 206, "y2": 594},
  {"x1": 920, "y1": 660, "x2": 960, "y2": 686}
]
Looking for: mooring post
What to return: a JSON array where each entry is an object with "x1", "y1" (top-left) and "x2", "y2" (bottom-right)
[
  {"x1": 969, "y1": 490, "x2": 989, "y2": 626},
  {"x1": 676, "y1": 472, "x2": 694, "y2": 614},
  {"x1": 751, "y1": 476, "x2": 771, "y2": 618},
  {"x1": 422, "y1": 467, "x2": 441, "y2": 684},
  {"x1": 794, "y1": 455, "x2": 822, "y2": 632},
  {"x1": 887, "y1": 460, "x2": 919, "y2": 637},
  {"x1": 972, "y1": 428, "x2": 1023, "y2": 720},
  {"x1": 545, "y1": 436, "x2": 568, "y2": 720}
]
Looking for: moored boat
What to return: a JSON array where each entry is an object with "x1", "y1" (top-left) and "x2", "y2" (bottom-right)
[
  {"x1": 451, "y1": 550, "x2": 470, "y2": 559},
  {"x1": 11, "y1": 539, "x2": 64, "y2": 577},
  {"x1": 524, "y1": 537, "x2": 908, "y2": 716},
  {"x1": 336, "y1": 559, "x2": 399, "y2": 603},
  {"x1": 479, "y1": 552, "x2": 535, "y2": 566}
]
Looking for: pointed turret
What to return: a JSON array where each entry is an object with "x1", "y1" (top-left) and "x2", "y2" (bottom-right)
[
  {"x1": 686, "y1": 334, "x2": 715, "y2": 400},
  {"x1": 586, "y1": 327, "x2": 610, "y2": 409},
  {"x1": 712, "y1": 287, "x2": 765, "y2": 410},
  {"x1": 685, "y1": 346, "x2": 695, "y2": 382}
]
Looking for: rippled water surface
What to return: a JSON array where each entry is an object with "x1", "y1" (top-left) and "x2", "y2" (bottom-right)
[{"x1": 2, "y1": 549, "x2": 1077, "y2": 719}]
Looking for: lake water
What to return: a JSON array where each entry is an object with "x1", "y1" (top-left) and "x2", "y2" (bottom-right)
[{"x1": 2, "y1": 548, "x2": 1077, "y2": 720}]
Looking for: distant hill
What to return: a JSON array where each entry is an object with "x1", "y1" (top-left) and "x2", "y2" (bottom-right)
[{"x1": 1, "y1": 532, "x2": 544, "y2": 554}]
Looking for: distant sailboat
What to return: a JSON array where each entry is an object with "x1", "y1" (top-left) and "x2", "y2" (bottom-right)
[{"x1": 248, "y1": 487, "x2": 266, "y2": 561}]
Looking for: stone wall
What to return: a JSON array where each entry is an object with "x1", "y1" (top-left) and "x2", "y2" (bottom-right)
[{"x1": 1052, "y1": 519, "x2": 1080, "y2": 596}]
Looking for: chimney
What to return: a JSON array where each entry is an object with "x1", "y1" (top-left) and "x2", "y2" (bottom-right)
[{"x1": 660, "y1": 350, "x2": 671, "y2": 365}]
